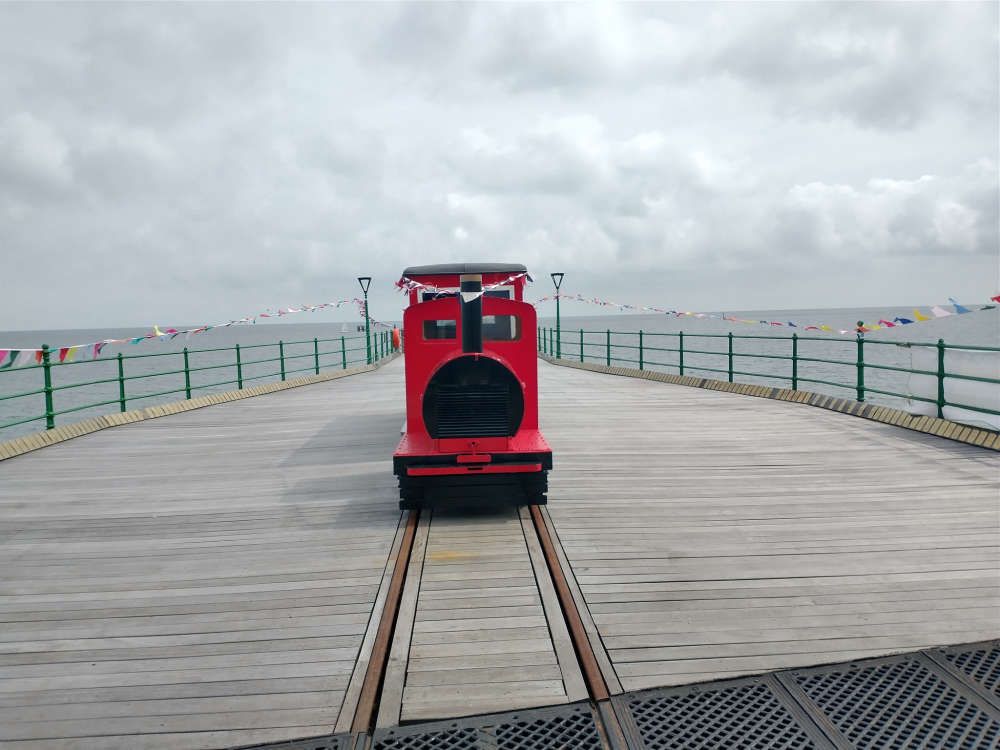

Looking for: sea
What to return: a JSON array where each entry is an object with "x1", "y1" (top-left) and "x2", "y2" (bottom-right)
[{"x1": 0, "y1": 306, "x2": 996, "y2": 440}]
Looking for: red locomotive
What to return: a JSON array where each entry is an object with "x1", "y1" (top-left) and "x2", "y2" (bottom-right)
[{"x1": 393, "y1": 263, "x2": 551, "y2": 509}]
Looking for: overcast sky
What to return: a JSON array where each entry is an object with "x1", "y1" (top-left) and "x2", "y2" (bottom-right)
[{"x1": 1, "y1": 2, "x2": 997, "y2": 330}]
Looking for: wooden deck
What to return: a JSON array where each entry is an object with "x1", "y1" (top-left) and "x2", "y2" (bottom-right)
[
  {"x1": 0, "y1": 365, "x2": 407, "y2": 749},
  {"x1": 1, "y1": 354, "x2": 998, "y2": 747},
  {"x1": 538, "y1": 359, "x2": 1000, "y2": 691},
  {"x1": 377, "y1": 505, "x2": 587, "y2": 725}
]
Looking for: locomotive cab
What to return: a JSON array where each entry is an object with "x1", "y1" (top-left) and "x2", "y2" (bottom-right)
[{"x1": 393, "y1": 263, "x2": 552, "y2": 509}]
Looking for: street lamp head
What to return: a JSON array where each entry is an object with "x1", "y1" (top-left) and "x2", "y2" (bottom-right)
[
  {"x1": 550, "y1": 272, "x2": 564, "y2": 290},
  {"x1": 357, "y1": 276, "x2": 372, "y2": 294}
]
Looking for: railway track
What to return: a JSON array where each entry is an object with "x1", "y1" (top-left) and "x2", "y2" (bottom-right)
[
  {"x1": 242, "y1": 499, "x2": 1000, "y2": 750},
  {"x1": 343, "y1": 503, "x2": 628, "y2": 748}
]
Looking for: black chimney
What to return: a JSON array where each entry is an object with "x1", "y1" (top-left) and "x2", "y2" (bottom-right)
[{"x1": 460, "y1": 274, "x2": 483, "y2": 353}]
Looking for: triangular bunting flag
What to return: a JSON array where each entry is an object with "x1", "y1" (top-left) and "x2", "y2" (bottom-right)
[{"x1": 948, "y1": 298, "x2": 971, "y2": 314}]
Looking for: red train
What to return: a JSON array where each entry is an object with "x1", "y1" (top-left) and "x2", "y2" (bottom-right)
[{"x1": 393, "y1": 263, "x2": 551, "y2": 509}]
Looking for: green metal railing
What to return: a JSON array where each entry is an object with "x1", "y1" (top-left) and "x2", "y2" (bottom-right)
[
  {"x1": 537, "y1": 326, "x2": 1000, "y2": 421},
  {"x1": 0, "y1": 329, "x2": 398, "y2": 435}
]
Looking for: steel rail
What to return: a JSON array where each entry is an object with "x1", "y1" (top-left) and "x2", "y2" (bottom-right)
[
  {"x1": 346, "y1": 500, "x2": 625, "y2": 746},
  {"x1": 350, "y1": 509, "x2": 420, "y2": 734},
  {"x1": 528, "y1": 503, "x2": 611, "y2": 702}
]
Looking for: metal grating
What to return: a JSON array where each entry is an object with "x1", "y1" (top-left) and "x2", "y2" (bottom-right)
[
  {"x1": 373, "y1": 725, "x2": 478, "y2": 750},
  {"x1": 942, "y1": 643, "x2": 1000, "y2": 702},
  {"x1": 231, "y1": 734, "x2": 351, "y2": 750},
  {"x1": 615, "y1": 676, "x2": 827, "y2": 750},
  {"x1": 371, "y1": 702, "x2": 602, "y2": 750},
  {"x1": 791, "y1": 655, "x2": 1000, "y2": 750},
  {"x1": 494, "y1": 704, "x2": 603, "y2": 749},
  {"x1": 433, "y1": 385, "x2": 512, "y2": 438}
]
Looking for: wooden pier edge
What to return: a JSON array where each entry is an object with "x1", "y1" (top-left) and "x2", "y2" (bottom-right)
[
  {"x1": 539, "y1": 354, "x2": 1000, "y2": 452},
  {"x1": 0, "y1": 352, "x2": 402, "y2": 463}
]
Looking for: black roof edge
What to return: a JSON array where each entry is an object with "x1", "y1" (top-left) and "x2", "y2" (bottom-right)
[{"x1": 402, "y1": 263, "x2": 527, "y2": 277}]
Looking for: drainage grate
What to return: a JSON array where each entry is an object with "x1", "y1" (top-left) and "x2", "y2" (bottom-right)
[
  {"x1": 371, "y1": 702, "x2": 602, "y2": 750},
  {"x1": 494, "y1": 704, "x2": 603, "y2": 749},
  {"x1": 373, "y1": 725, "x2": 478, "y2": 750},
  {"x1": 789, "y1": 654, "x2": 1000, "y2": 750},
  {"x1": 941, "y1": 642, "x2": 1000, "y2": 702},
  {"x1": 614, "y1": 676, "x2": 830, "y2": 750},
  {"x1": 231, "y1": 734, "x2": 351, "y2": 750}
]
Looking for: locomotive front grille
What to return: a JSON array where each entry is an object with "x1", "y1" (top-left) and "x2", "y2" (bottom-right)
[
  {"x1": 423, "y1": 355, "x2": 525, "y2": 440},
  {"x1": 433, "y1": 384, "x2": 511, "y2": 438}
]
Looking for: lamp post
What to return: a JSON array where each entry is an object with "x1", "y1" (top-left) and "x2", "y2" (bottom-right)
[
  {"x1": 550, "y1": 272, "x2": 564, "y2": 359},
  {"x1": 358, "y1": 276, "x2": 372, "y2": 364}
]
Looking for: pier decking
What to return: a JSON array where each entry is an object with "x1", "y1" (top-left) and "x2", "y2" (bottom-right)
[
  {"x1": 539, "y1": 362, "x2": 1000, "y2": 691},
  {"x1": 1, "y1": 356, "x2": 998, "y2": 748},
  {"x1": 0, "y1": 366, "x2": 405, "y2": 748}
]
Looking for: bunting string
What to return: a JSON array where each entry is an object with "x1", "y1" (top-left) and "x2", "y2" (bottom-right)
[
  {"x1": 530, "y1": 293, "x2": 1000, "y2": 336},
  {"x1": 396, "y1": 271, "x2": 530, "y2": 300},
  {"x1": 2, "y1": 284, "x2": 997, "y2": 370},
  {"x1": 0, "y1": 297, "x2": 390, "y2": 370}
]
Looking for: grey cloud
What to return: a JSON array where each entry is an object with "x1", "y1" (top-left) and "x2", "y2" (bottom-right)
[
  {"x1": 366, "y1": 3, "x2": 997, "y2": 131},
  {"x1": 0, "y1": 3, "x2": 996, "y2": 330}
]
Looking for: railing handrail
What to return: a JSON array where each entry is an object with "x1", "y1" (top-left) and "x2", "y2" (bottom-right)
[
  {"x1": 549, "y1": 327, "x2": 1000, "y2": 353},
  {"x1": 0, "y1": 330, "x2": 393, "y2": 434},
  {"x1": 538, "y1": 326, "x2": 1000, "y2": 422}
]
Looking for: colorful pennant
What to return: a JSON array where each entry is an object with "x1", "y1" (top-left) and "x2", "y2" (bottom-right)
[
  {"x1": 0, "y1": 296, "x2": 389, "y2": 369},
  {"x1": 532, "y1": 293, "x2": 998, "y2": 337}
]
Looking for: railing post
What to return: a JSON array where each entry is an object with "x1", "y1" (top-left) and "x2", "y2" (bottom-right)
[
  {"x1": 727, "y1": 332, "x2": 734, "y2": 382},
  {"x1": 791, "y1": 334, "x2": 798, "y2": 391},
  {"x1": 855, "y1": 325, "x2": 865, "y2": 402},
  {"x1": 314, "y1": 338, "x2": 320, "y2": 375},
  {"x1": 606, "y1": 329, "x2": 611, "y2": 367},
  {"x1": 235, "y1": 344, "x2": 243, "y2": 389},
  {"x1": 279, "y1": 341, "x2": 286, "y2": 380},
  {"x1": 183, "y1": 347, "x2": 192, "y2": 399},
  {"x1": 341, "y1": 336, "x2": 347, "y2": 369},
  {"x1": 116, "y1": 352, "x2": 126, "y2": 412},
  {"x1": 579, "y1": 329, "x2": 584, "y2": 362},
  {"x1": 638, "y1": 330, "x2": 644, "y2": 370},
  {"x1": 679, "y1": 332, "x2": 684, "y2": 376},
  {"x1": 937, "y1": 338, "x2": 946, "y2": 418},
  {"x1": 550, "y1": 328, "x2": 555, "y2": 358},
  {"x1": 41, "y1": 345, "x2": 55, "y2": 429}
]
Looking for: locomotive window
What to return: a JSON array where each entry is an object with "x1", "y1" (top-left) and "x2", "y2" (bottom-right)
[
  {"x1": 421, "y1": 291, "x2": 457, "y2": 302},
  {"x1": 423, "y1": 319, "x2": 457, "y2": 340},
  {"x1": 483, "y1": 314, "x2": 520, "y2": 341}
]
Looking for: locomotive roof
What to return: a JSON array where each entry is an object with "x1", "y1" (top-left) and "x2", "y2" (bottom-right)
[{"x1": 402, "y1": 263, "x2": 527, "y2": 277}]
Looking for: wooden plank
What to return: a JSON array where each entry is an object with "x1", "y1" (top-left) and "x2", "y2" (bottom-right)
[
  {"x1": 518, "y1": 506, "x2": 589, "y2": 702},
  {"x1": 333, "y1": 512, "x2": 406, "y2": 733},
  {"x1": 538, "y1": 505, "x2": 624, "y2": 694},
  {"x1": 375, "y1": 512, "x2": 430, "y2": 729},
  {"x1": 394, "y1": 505, "x2": 575, "y2": 723},
  {"x1": 0, "y1": 359, "x2": 408, "y2": 749},
  {"x1": 538, "y1": 359, "x2": 1000, "y2": 691}
]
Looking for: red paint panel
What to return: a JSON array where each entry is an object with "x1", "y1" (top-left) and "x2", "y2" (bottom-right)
[
  {"x1": 408, "y1": 463, "x2": 542, "y2": 477},
  {"x1": 457, "y1": 454, "x2": 492, "y2": 464}
]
